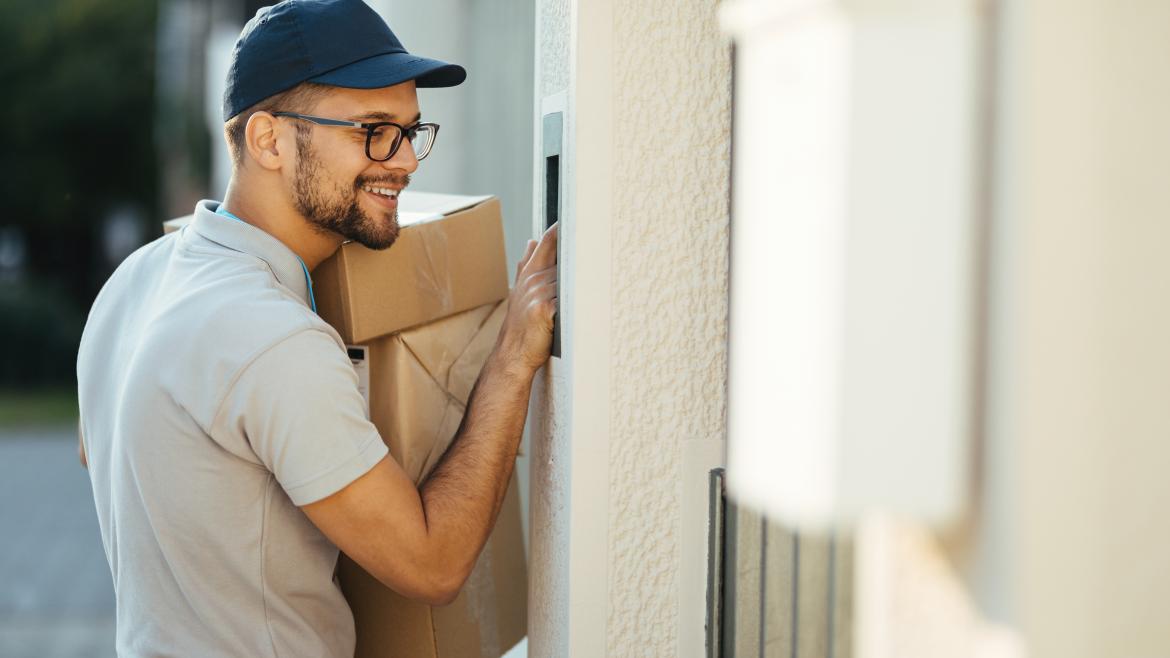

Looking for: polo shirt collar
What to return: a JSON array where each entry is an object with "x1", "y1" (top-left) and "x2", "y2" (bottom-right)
[{"x1": 187, "y1": 200, "x2": 315, "y2": 312}]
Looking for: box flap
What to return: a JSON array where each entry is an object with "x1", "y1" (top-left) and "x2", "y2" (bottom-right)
[
  {"x1": 398, "y1": 191, "x2": 494, "y2": 225},
  {"x1": 163, "y1": 215, "x2": 192, "y2": 234}
]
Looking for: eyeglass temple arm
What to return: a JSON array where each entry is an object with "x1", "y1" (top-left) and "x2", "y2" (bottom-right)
[{"x1": 272, "y1": 112, "x2": 364, "y2": 128}]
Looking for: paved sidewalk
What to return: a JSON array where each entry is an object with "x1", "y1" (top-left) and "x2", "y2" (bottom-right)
[{"x1": 0, "y1": 427, "x2": 115, "y2": 658}]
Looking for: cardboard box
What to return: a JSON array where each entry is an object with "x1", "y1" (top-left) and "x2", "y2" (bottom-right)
[
  {"x1": 339, "y1": 300, "x2": 527, "y2": 658},
  {"x1": 164, "y1": 192, "x2": 509, "y2": 344},
  {"x1": 350, "y1": 301, "x2": 506, "y2": 482},
  {"x1": 339, "y1": 477, "x2": 526, "y2": 658},
  {"x1": 315, "y1": 193, "x2": 510, "y2": 343}
]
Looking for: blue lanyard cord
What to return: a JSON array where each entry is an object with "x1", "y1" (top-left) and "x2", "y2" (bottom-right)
[{"x1": 215, "y1": 206, "x2": 318, "y2": 314}]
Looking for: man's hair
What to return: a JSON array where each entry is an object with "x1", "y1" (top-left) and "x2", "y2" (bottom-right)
[{"x1": 224, "y1": 82, "x2": 333, "y2": 167}]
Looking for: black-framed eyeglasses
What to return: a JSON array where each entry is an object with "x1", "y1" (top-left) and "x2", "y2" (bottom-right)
[{"x1": 272, "y1": 112, "x2": 440, "y2": 162}]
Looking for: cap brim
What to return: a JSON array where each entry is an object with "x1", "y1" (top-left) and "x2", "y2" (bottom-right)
[{"x1": 309, "y1": 52, "x2": 466, "y2": 89}]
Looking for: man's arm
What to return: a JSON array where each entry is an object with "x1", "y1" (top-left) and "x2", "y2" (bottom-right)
[{"x1": 303, "y1": 223, "x2": 558, "y2": 605}]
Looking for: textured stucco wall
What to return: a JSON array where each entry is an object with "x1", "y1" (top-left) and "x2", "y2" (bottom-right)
[
  {"x1": 539, "y1": 0, "x2": 569, "y2": 98},
  {"x1": 527, "y1": 366, "x2": 572, "y2": 656},
  {"x1": 528, "y1": 0, "x2": 572, "y2": 655},
  {"x1": 607, "y1": 0, "x2": 731, "y2": 653}
]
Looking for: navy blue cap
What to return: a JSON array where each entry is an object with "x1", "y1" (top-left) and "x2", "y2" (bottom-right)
[{"x1": 223, "y1": 0, "x2": 466, "y2": 121}]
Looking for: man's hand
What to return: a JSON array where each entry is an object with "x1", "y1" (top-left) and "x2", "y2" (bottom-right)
[{"x1": 495, "y1": 222, "x2": 558, "y2": 376}]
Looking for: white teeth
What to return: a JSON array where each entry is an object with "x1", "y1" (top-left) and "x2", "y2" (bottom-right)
[
  {"x1": 362, "y1": 182, "x2": 400, "y2": 199},
  {"x1": 363, "y1": 185, "x2": 398, "y2": 198}
]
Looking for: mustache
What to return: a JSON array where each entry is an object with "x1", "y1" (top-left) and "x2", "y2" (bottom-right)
[{"x1": 355, "y1": 173, "x2": 411, "y2": 189}]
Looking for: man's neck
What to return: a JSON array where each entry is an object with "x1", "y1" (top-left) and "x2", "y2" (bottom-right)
[{"x1": 220, "y1": 179, "x2": 343, "y2": 271}]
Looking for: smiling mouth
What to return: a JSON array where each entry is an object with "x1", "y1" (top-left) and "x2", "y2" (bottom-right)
[{"x1": 361, "y1": 184, "x2": 400, "y2": 199}]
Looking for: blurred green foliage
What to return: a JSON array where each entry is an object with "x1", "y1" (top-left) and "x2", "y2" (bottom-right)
[
  {"x1": 0, "y1": 0, "x2": 158, "y2": 392},
  {"x1": 0, "y1": 388, "x2": 79, "y2": 428},
  {"x1": 0, "y1": 0, "x2": 158, "y2": 233},
  {"x1": 0, "y1": 280, "x2": 85, "y2": 387}
]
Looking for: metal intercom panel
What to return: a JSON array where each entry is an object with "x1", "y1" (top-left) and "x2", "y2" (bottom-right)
[{"x1": 542, "y1": 109, "x2": 563, "y2": 359}]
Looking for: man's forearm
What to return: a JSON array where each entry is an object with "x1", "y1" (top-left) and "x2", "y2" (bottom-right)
[
  {"x1": 409, "y1": 220, "x2": 557, "y2": 595},
  {"x1": 418, "y1": 348, "x2": 533, "y2": 580}
]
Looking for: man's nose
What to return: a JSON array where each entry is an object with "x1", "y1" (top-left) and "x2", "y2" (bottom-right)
[{"x1": 381, "y1": 139, "x2": 419, "y2": 174}]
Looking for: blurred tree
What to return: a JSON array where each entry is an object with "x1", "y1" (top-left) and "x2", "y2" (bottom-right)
[
  {"x1": 0, "y1": 0, "x2": 158, "y2": 307},
  {"x1": 0, "y1": 281, "x2": 85, "y2": 387},
  {"x1": 0, "y1": 0, "x2": 158, "y2": 391}
]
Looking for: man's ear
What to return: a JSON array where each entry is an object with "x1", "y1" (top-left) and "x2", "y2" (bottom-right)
[{"x1": 244, "y1": 111, "x2": 287, "y2": 170}]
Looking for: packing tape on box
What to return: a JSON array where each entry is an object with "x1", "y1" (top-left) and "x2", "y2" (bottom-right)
[{"x1": 414, "y1": 224, "x2": 454, "y2": 316}]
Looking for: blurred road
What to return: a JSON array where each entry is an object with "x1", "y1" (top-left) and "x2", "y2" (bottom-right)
[{"x1": 0, "y1": 427, "x2": 116, "y2": 658}]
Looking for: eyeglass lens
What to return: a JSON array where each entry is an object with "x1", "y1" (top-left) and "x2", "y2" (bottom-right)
[{"x1": 368, "y1": 124, "x2": 436, "y2": 161}]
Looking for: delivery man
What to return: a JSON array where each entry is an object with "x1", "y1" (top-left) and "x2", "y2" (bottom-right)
[{"x1": 75, "y1": 0, "x2": 556, "y2": 655}]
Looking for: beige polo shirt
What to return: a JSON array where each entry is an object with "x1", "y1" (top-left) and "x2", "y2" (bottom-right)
[{"x1": 77, "y1": 199, "x2": 388, "y2": 657}]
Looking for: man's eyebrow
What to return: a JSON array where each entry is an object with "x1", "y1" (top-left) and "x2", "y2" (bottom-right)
[{"x1": 349, "y1": 111, "x2": 423, "y2": 124}]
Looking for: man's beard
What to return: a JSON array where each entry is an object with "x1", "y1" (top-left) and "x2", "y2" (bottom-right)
[{"x1": 292, "y1": 129, "x2": 405, "y2": 250}]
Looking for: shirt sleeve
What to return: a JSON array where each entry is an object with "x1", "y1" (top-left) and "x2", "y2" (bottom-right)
[{"x1": 212, "y1": 328, "x2": 389, "y2": 506}]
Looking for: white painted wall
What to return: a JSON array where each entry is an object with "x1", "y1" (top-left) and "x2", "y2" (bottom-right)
[
  {"x1": 366, "y1": 0, "x2": 470, "y2": 195},
  {"x1": 998, "y1": 1, "x2": 1170, "y2": 655},
  {"x1": 368, "y1": 0, "x2": 534, "y2": 261},
  {"x1": 845, "y1": 1, "x2": 1170, "y2": 656}
]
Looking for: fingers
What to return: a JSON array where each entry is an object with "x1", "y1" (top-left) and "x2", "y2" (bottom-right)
[
  {"x1": 525, "y1": 223, "x2": 558, "y2": 274},
  {"x1": 523, "y1": 266, "x2": 557, "y2": 286},
  {"x1": 516, "y1": 239, "x2": 537, "y2": 285},
  {"x1": 514, "y1": 268, "x2": 557, "y2": 317},
  {"x1": 529, "y1": 280, "x2": 557, "y2": 301},
  {"x1": 541, "y1": 294, "x2": 558, "y2": 323}
]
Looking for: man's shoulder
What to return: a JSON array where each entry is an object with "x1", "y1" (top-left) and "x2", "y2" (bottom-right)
[
  {"x1": 166, "y1": 277, "x2": 342, "y2": 377},
  {"x1": 141, "y1": 293, "x2": 345, "y2": 434},
  {"x1": 82, "y1": 228, "x2": 347, "y2": 424},
  {"x1": 90, "y1": 228, "x2": 310, "y2": 340}
]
